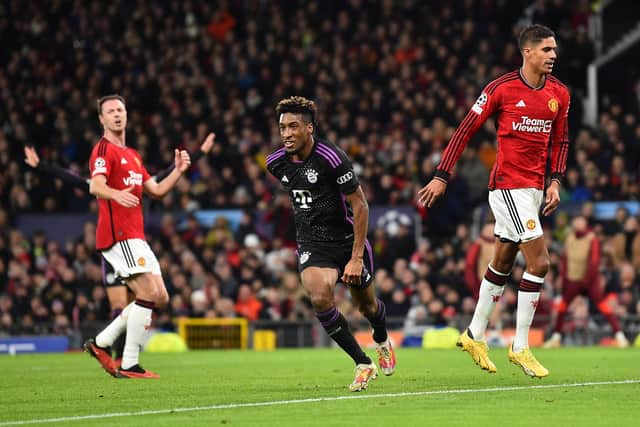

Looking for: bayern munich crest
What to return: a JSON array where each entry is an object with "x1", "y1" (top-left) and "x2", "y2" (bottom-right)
[{"x1": 306, "y1": 169, "x2": 318, "y2": 183}]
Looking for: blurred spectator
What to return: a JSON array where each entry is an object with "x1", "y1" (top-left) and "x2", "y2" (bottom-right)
[{"x1": 464, "y1": 223, "x2": 496, "y2": 299}]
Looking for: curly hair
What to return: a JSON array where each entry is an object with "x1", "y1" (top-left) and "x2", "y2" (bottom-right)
[{"x1": 275, "y1": 96, "x2": 317, "y2": 126}]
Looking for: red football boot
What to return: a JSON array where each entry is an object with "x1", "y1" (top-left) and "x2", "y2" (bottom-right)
[{"x1": 84, "y1": 339, "x2": 117, "y2": 377}]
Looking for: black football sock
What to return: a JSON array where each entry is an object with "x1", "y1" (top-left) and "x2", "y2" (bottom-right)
[
  {"x1": 365, "y1": 299, "x2": 388, "y2": 343},
  {"x1": 316, "y1": 306, "x2": 371, "y2": 365}
]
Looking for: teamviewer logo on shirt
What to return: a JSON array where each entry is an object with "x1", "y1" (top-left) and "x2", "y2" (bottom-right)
[
  {"x1": 512, "y1": 116, "x2": 552, "y2": 133},
  {"x1": 123, "y1": 171, "x2": 143, "y2": 186}
]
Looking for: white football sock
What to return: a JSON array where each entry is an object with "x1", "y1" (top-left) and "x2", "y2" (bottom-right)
[
  {"x1": 468, "y1": 267, "x2": 507, "y2": 340},
  {"x1": 121, "y1": 302, "x2": 153, "y2": 370},
  {"x1": 96, "y1": 302, "x2": 133, "y2": 348},
  {"x1": 513, "y1": 272, "x2": 544, "y2": 352}
]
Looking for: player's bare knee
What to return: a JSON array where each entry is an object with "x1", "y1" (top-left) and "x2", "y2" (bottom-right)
[
  {"x1": 528, "y1": 256, "x2": 550, "y2": 277},
  {"x1": 136, "y1": 289, "x2": 159, "y2": 303},
  {"x1": 110, "y1": 301, "x2": 127, "y2": 311},
  {"x1": 309, "y1": 293, "x2": 334, "y2": 311},
  {"x1": 155, "y1": 289, "x2": 169, "y2": 307},
  {"x1": 131, "y1": 276, "x2": 159, "y2": 302},
  {"x1": 490, "y1": 261, "x2": 512, "y2": 275}
]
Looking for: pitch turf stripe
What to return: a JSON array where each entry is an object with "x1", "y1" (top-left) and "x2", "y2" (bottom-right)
[{"x1": 1, "y1": 379, "x2": 639, "y2": 426}]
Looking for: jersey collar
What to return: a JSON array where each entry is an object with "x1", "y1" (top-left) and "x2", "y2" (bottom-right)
[{"x1": 518, "y1": 68, "x2": 546, "y2": 91}]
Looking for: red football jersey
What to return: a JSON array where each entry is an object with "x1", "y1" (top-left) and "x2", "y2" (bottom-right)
[
  {"x1": 89, "y1": 137, "x2": 151, "y2": 250},
  {"x1": 435, "y1": 70, "x2": 570, "y2": 190}
]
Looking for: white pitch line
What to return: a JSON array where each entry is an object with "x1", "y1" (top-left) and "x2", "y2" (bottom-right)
[{"x1": 2, "y1": 379, "x2": 639, "y2": 426}]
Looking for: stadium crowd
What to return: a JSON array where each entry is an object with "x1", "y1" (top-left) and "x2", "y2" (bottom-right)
[{"x1": 1, "y1": 0, "x2": 639, "y2": 343}]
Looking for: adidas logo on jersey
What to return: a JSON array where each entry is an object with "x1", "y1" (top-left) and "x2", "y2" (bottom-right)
[
  {"x1": 121, "y1": 158, "x2": 128, "y2": 164},
  {"x1": 281, "y1": 175, "x2": 289, "y2": 183},
  {"x1": 516, "y1": 100, "x2": 526, "y2": 107}
]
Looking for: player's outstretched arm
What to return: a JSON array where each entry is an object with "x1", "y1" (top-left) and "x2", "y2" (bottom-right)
[
  {"x1": 144, "y1": 149, "x2": 191, "y2": 198},
  {"x1": 89, "y1": 175, "x2": 139, "y2": 207},
  {"x1": 154, "y1": 133, "x2": 215, "y2": 181},
  {"x1": 24, "y1": 145, "x2": 90, "y2": 191},
  {"x1": 342, "y1": 186, "x2": 369, "y2": 286}
]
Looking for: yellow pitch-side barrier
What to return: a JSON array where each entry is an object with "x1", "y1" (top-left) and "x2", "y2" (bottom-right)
[{"x1": 177, "y1": 318, "x2": 249, "y2": 350}]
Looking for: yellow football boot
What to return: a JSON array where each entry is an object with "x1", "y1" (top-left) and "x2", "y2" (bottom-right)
[
  {"x1": 456, "y1": 329, "x2": 497, "y2": 373},
  {"x1": 508, "y1": 345, "x2": 549, "y2": 378}
]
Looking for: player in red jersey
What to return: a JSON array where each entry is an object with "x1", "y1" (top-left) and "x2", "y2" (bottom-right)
[
  {"x1": 418, "y1": 25, "x2": 570, "y2": 378},
  {"x1": 24, "y1": 133, "x2": 215, "y2": 369},
  {"x1": 84, "y1": 94, "x2": 191, "y2": 379}
]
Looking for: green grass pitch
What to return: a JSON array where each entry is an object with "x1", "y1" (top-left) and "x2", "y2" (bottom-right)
[{"x1": 1, "y1": 347, "x2": 639, "y2": 426}]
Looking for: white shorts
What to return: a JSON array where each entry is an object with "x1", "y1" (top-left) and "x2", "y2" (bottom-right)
[
  {"x1": 488, "y1": 188, "x2": 543, "y2": 243},
  {"x1": 101, "y1": 238, "x2": 161, "y2": 281}
]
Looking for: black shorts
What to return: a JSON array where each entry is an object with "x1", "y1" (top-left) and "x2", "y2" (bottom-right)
[
  {"x1": 101, "y1": 256, "x2": 126, "y2": 287},
  {"x1": 297, "y1": 240, "x2": 375, "y2": 289}
]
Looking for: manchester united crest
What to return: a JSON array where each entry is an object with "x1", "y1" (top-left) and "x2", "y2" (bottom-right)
[
  {"x1": 548, "y1": 98, "x2": 558, "y2": 112},
  {"x1": 526, "y1": 219, "x2": 536, "y2": 230}
]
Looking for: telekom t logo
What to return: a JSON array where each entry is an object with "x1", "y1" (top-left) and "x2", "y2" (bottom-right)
[{"x1": 292, "y1": 190, "x2": 313, "y2": 209}]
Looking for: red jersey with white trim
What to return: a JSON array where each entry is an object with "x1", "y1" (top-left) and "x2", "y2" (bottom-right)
[
  {"x1": 89, "y1": 138, "x2": 151, "y2": 250},
  {"x1": 435, "y1": 70, "x2": 570, "y2": 190}
]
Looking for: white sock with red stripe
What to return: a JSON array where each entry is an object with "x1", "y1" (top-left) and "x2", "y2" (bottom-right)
[
  {"x1": 513, "y1": 272, "x2": 544, "y2": 352},
  {"x1": 121, "y1": 300, "x2": 154, "y2": 370},
  {"x1": 468, "y1": 265, "x2": 508, "y2": 340},
  {"x1": 96, "y1": 302, "x2": 133, "y2": 348}
]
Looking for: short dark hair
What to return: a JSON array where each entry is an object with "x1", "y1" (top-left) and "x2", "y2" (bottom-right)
[
  {"x1": 275, "y1": 96, "x2": 317, "y2": 126},
  {"x1": 97, "y1": 94, "x2": 126, "y2": 115},
  {"x1": 518, "y1": 24, "x2": 555, "y2": 50}
]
